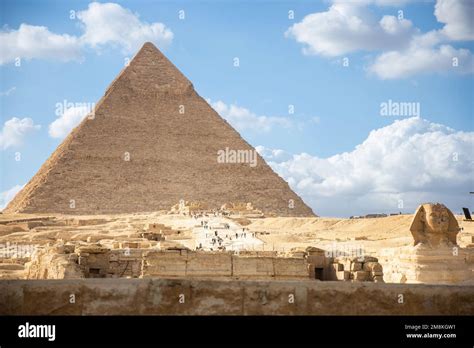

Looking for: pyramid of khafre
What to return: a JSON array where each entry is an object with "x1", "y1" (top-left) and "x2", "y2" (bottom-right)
[{"x1": 5, "y1": 42, "x2": 315, "y2": 217}]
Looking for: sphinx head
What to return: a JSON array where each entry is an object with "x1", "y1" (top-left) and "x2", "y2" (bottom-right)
[{"x1": 409, "y1": 203, "x2": 460, "y2": 247}]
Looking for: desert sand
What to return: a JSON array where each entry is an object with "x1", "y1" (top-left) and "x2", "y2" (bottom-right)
[{"x1": 1, "y1": 210, "x2": 472, "y2": 280}]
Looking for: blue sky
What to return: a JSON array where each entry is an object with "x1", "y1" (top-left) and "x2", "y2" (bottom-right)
[{"x1": 1, "y1": 0, "x2": 473, "y2": 216}]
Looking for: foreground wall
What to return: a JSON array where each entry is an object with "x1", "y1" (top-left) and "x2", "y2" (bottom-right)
[
  {"x1": 0, "y1": 279, "x2": 473, "y2": 315},
  {"x1": 142, "y1": 250, "x2": 309, "y2": 279}
]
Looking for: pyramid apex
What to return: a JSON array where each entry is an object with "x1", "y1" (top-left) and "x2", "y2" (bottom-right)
[
  {"x1": 135, "y1": 41, "x2": 162, "y2": 56},
  {"x1": 141, "y1": 41, "x2": 159, "y2": 50},
  {"x1": 118, "y1": 40, "x2": 193, "y2": 95}
]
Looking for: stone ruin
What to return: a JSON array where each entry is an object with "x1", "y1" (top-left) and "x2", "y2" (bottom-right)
[
  {"x1": 21, "y1": 242, "x2": 384, "y2": 282},
  {"x1": 220, "y1": 202, "x2": 264, "y2": 217},
  {"x1": 328, "y1": 256, "x2": 384, "y2": 282},
  {"x1": 170, "y1": 201, "x2": 210, "y2": 215},
  {"x1": 169, "y1": 200, "x2": 264, "y2": 218},
  {"x1": 381, "y1": 203, "x2": 474, "y2": 284},
  {"x1": 1, "y1": 212, "x2": 386, "y2": 283},
  {"x1": 306, "y1": 247, "x2": 384, "y2": 282}
]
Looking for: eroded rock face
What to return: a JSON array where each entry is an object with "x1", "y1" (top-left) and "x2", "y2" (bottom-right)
[
  {"x1": 25, "y1": 245, "x2": 84, "y2": 279},
  {"x1": 410, "y1": 203, "x2": 460, "y2": 247}
]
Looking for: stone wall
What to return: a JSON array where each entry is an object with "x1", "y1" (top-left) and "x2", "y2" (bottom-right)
[
  {"x1": 25, "y1": 244, "x2": 144, "y2": 279},
  {"x1": 380, "y1": 245, "x2": 474, "y2": 284},
  {"x1": 25, "y1": 245, "x2": 385, "y2": 282},
  {"x1": 232, "y1": 256, "x2": 274, "y2": 278},
  {"x1": 142, "y1": 250, "x2": 309, "y2": 279},
  {"x1": 25, "y1": 245, "x2": 311, "y2": 280},
  {"x1": 1, "y1": 279, "x2": 473, "y2": 315}
]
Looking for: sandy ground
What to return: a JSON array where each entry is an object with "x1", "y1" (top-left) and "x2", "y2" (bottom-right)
[
  {"x1": 0, "y1": 212, "x2": 472, "y2": 279},
  {"x1": 244, "y1": 214, "x2": 474, "y2": 254},
  {"x1": 192, "y1": 216, "x2": 263, "y2": 251}
]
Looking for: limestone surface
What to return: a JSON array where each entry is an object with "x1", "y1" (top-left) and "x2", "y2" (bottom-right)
[{"x1": 4, "y1": 42, "x2": 313, "y2": 217}]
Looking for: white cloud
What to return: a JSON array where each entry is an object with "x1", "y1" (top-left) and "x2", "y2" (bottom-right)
[
  {"x1": 48, "y1": 106, "x2": 90, "y2": 139},
  {"x1": 0, "y1": 24, "x2": 81, "y2": 65},
  {"x1": 0, "y1": 185, "x2": 23, "y2": 210},
  {"x1": 0, "y1": 117, "x2": 41, "y2": 150},
  {"x1": 259, "y1": 117, "x2": 474, "y2": 216},
  {"x1": 285, "y1": 3, "x2": 415, "y2": 57},
  {"x1": 208, "y1": 99, "x2": 292, "y2": 132},
  {"x1": 370, "y1": 0, "x2": 414, "y2": 5},
  {"x1": 0, "y1": 2, "x2": 173, "y2": 65},
  {"x1": 255, "y1": 146, "x2": 292, "y2": 162},
  {"x1": 370, "y1": 43, "x2": 474, "y2": 79},
  {"x1": 286, "y1": 0, "x2": 474, "y2": 79},
  {"x1": 435, "y1": 0, "x2": 474, "y2": 41},
  {"x1": 333, "y1": 0, "x2": 415, "y2": 5},
  {"x1": 77, "y1": 2, "x2": 173, "y2": 54},
  {"x1": 0, "y1": 87, "x2": 16, "y2": 96}
]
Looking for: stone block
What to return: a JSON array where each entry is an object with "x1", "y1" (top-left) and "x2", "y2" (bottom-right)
[
  {"x1": 350, "y1": 262, "x2": 362, "y2": 272},
  {"x1": 336, "y1": 270, "x2": 350, "y2": 281},
  {"x1": 363, "y1": 262, "x2": 383, "y2": 273},
  {"x1": 373, "y1": 275, "x2": 384, "y2": 283},
  {"x1": 0, "y1": 263, "x2": 24, "y2": 271},
  {"x1": 352, "y1": 255, "x2": 378, "y2": 263},
  {"x1": 186, "y1": 253, "x2": 232, "y2": 277},
  {"x1": 352, "y1": 271, "x2": 369, "y2": 281},
  {"x1": 120, "y1": 242, "x2": 139, "y2": 249},
  {"x1": 306, "y1": 255, "x2": 326, "y2": 268},
  {"x1": 63, "y1": 244, "x2": 75, "y2": 254},
  {"x1": 341, "y1": 259, "x2": 352, "y2": 271},
  {"x1": 274, "y1": 258, "x2": 308, "y2": 278},
  {"x1": 77, "y1": 245, "x2": 109, "y2": 254},
  {"x1": 27, "y1": 221, "x2": 44, "y2": 229},
  {"x1": 233, "y1": 256, "x2": 274, "y2": 278}
]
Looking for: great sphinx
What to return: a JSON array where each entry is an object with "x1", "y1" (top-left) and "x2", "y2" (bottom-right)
[
  {"x1": 409, "y1": 203, "x2": 460, "y2": 247},
  {"x1": 380, "y1": 203, "x2": 471, "y2": 284}
]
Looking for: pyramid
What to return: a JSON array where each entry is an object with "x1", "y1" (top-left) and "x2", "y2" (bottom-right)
[{"x1": 5, "y1": 43, "x2": 315, "y2": 217}]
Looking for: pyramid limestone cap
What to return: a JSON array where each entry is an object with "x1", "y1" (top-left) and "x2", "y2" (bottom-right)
[{"x1": 108, "y1": 41, "x2": 194, "y2": 96}]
